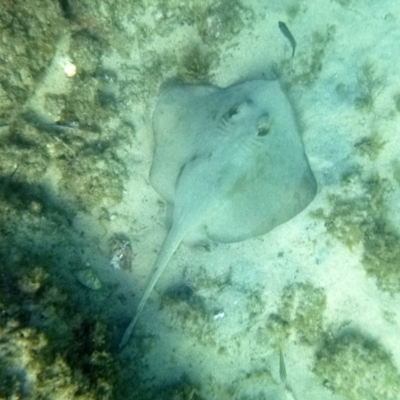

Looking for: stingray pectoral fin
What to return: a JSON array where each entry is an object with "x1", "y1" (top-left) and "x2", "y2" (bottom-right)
[{"x1": 119, "y1": 226, "x2": 183, "y2": 350}]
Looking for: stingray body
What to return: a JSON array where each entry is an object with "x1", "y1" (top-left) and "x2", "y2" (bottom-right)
[{"x1": 119, "y1": 80, "x2": 317, "y2": 349}]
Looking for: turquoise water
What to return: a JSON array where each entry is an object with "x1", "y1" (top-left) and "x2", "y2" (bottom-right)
[{"x1": 1, "y1": 0, "x2": 400, "y2": 399}]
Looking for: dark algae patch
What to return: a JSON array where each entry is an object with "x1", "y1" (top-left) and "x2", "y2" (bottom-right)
[
  {"x1": 258, "y1": 282, "x2": 327, "y2": 348},
  {"x1": 0, "y1": 254, "x2": 118, "y2": 399},
  {"x1": 0, "y1": 179, "x2": 145, "y2": 398},
  {"x1": 354, "y1": 60, "x2": 385, "y2": 112},
  {"x1": 282, "y1": 25, "x2": 336, "y2": 87},
  {"x1": 312, "y1": 169, "x2": 400, "y2": 294},
  {"x1": 0, "y1": 0, "x2": 257, "y2": 398},
  {"x1": 314, "y1": 329, "x2": 400, "y2": 400}
]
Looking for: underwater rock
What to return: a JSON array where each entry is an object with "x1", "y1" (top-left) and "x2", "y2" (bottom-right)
[{"x1": 74, "y1": 268, "x2": 102, "y2": 290}]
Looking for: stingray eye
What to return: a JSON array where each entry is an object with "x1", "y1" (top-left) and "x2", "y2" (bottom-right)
[
  {"x1": 227, "y1": 104, "x2": 240, "y2": 118},
  {"x1": 257, "y1": 114, "x2": 271, "y2": 137}
]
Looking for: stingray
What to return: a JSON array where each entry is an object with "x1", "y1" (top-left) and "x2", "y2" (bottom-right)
[{"x1": 119, "y1": 79, "x2": 317, "y2": 349}]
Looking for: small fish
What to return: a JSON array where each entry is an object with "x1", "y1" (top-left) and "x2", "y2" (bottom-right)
[
  {"x1": 278, "y1": 347, "x2": 300, "y2": 400},
  {"x1": 278, "y1": 21, "x2": 297, "y2": 58},
  {"x1": 279, "y1": 346, "x2": 287, "y2": 384}
]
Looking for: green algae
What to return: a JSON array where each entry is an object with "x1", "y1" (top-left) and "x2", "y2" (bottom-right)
[
  {"x1": 0, "y1": 0, "x2": 67, "y2": 121},
  {"x1": 283, "y1": 25, "x2": 336, "y2": 87},
  {"x1": 0, "y1": 124, "x2": 50, "y2": 183},
  {"x1": 245, "y1": 286, "x2": 266, "y2": 321},
  {"x1": 177, "y1": 44, "x2": 217, "y2": 84},
  {"x1": 354, "y1": 131, "x2": 386, "y2": 160},
  {"x1": 132, "y1": 0, "x2": 250, "y2": 44},
  {"x1": 310, "y1": 96, "x2": 400, "y2": 294},
  {"x1": 363, "y1": 220, "x2": 400, "y2": 293},
  {"x1": 311, "y1": 171, "x2": 386, "y2": 250},
  {"x1": 157, "y1": 265, "x2": 232, "y2": 348},
  {"x1": 258, "y1": 282, "x2": 327, "y2": 348},
  {"x1": 0, "y1": 0, "x2": 131, "y2": 209},
  {"x1": 314, "y1": 329, "x2": 400, "y2": 400},
  {"x1": 192, "y1": 0, "x2": 251, "y2": 43},
  {"x1": 354, "y1": 60, "x2": 385, "y2": 112},
  {"x1": 312, "y1": 168, "x2": 400, "y2": 293},
  {"x1": 0, "y1": 174, "x2": 147, "y2": 399},
  {"x1": 0, "y1": 254, "x2": 119, "y2": 399},
  {"x1": 160, "y1": 276, "x2": 218, "y2": 348}
]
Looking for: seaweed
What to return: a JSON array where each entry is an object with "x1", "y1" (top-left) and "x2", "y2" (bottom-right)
[
  {"x1": 312, "y1": 167, "x2": 400, "y2": 293},
  {"x1": 354, "y1": 131, "x2": 386, "y2": 160},
  {"x1": 161, "y1": 287, "x2": 217, "y2": 347},
  {"x1": 283, "y1": 25, "x2": 336, "y2": 87},
  {"x1": 354, "y1": 60, "x2": 385, "y2": 111},
  {"x1": 178, "y1": 44, "x2": 216, "y2": 84},
  {"x1": 314, "y1": 328, "x2": 400, "y2": 399},
  {"x1": 193, "y1": 0, "x2": 250, "y2": 43},
  {"x1": 0, "y1": 252, "x2": 120, "y2": 399},
  {"x1": 260, "y1": 282, "x2": 326, "y2": 348}
]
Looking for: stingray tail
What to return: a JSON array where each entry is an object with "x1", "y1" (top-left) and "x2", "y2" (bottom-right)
[{"x1": 119, "y1": 226, "x2": 183, "y2": 350}]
